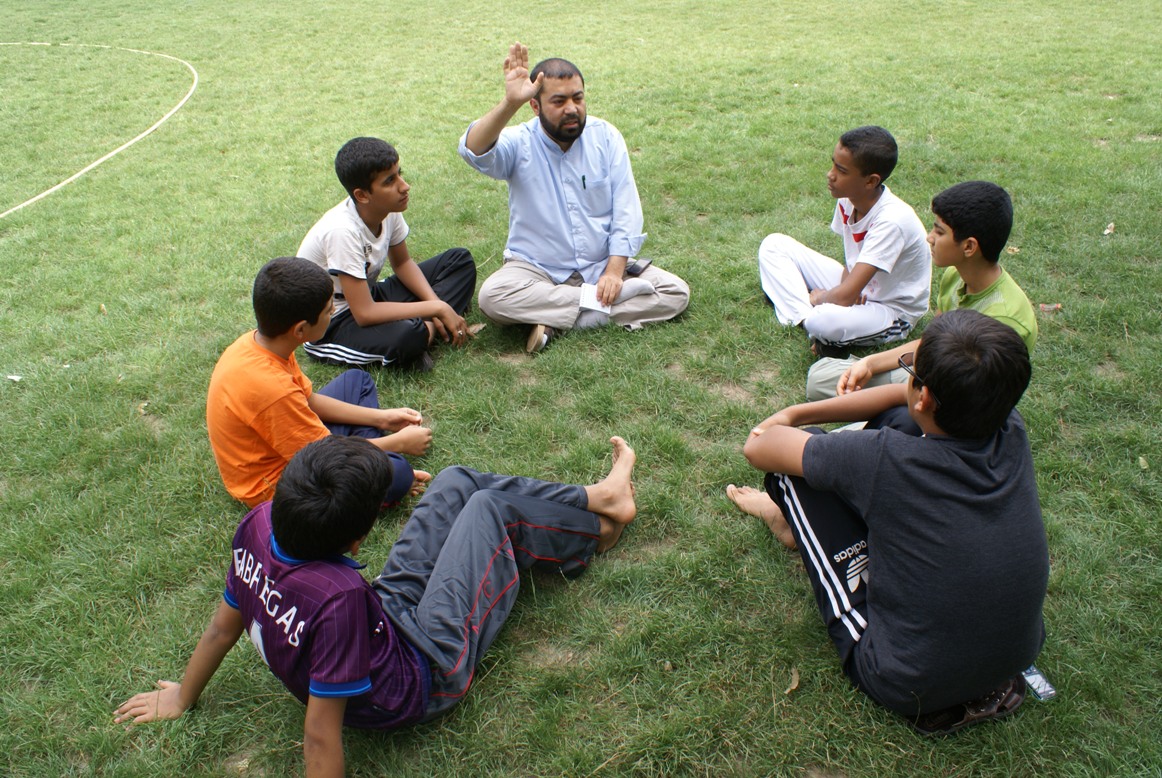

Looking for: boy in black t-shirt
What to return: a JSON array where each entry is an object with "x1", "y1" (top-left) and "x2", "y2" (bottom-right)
[{"x1": 731, "y1": 309, "x2": 1048, "y2": 734}]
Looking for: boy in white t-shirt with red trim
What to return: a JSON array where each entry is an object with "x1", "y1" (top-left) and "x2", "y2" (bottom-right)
[{"x1": 758, "y1": 126, "x2": 931, "y2": 356}]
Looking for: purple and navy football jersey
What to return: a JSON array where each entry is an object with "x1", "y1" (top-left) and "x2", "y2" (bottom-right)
[{"x1": 224, "y1": 503, "x2": 429, "y2": 729}]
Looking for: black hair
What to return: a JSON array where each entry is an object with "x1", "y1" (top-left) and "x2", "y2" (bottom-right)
[
  {"x1": 914, "y1": 309, "x2": 1031, "y2": 439},
  {"x1": 271, "y1": 436, "x2": 392, "y2": 559},
  {"x1": 931, "y1": 181, "x2": 1014, "y2": 263},
  {"x1": 252, "y1": 257, "x2": 333, "y2": 337},
  {"x1": 334, "y1": 137, "x2": 399, "y2": 198},
  {"x1": 838, "y1": 125, "x2": 898, "y2": 182},
  {"x1": 530, "y1": 57, "x2": 584, "y2": 97}
]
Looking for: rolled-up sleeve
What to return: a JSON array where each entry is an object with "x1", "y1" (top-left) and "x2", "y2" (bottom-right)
[
  {"x1": 605, "y1": 126, "x2": 645, "y2": 258},
  {"x1": 458, "y1": 122, "x2": 516, "y2": 180}
]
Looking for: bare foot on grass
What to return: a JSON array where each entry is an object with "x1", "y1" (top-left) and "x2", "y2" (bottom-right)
[
  {"x1": 586, "y1": 436, "x2": 637, "y2": 552},
  {"x1": 726, "y1": 484, "x2": 797, "y2": 550}
]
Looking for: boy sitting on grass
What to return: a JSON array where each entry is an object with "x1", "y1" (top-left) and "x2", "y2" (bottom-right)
[
  {"x1": 728, "y1": 309, "x2": 1048, "y2": 735},
  {"x1": 297, "y1": 137, "x2": 477, "y2": 371},
  {"x1": 758, "y1": 125, "x2": 931, "y2": 356},
  {"x1": 116, "y1": 434, "x2": 637, "y2": 777},
  {"x1": 806, "y1": 180, "x2": 1037, "y2": 400},
  {"x1": 207, "y1": 257, "x2": 432, "y2": 508}
]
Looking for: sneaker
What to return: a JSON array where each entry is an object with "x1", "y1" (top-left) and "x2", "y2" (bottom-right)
[
  {"x1": 526, "y1": 324, "x2": 556, "y2": 354},
  {"x1": 910, "y1": 675, "x2": 1027, "y2": 736}
]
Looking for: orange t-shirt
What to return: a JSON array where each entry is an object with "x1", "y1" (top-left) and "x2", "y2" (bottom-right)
[{"x1": 206, "y1": 332, "x2": 330, "y2": 507}]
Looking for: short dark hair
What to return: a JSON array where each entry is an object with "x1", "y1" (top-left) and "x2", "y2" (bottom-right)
[
  {"x1": 914, "y1": 309, "x2": 1031, "y2": 439},
  {"x1": 931, "y1": 181, "x2": 1014, "y2": 263},
  {"x1": 334, "y1": 137, "x2": 399, "y2": 198},
  {"x1": 271, "y1": 436, "x2": 392, "y2": 559},
  {"x1": 838, "y1": 125, "x2": 898, "y2": 182},
  {"x1": 530, "y1": 57, "x2": 584, "y2": 97},
  {"x1": 252, "y1": 257, "x2": 332, "y2": 337}
]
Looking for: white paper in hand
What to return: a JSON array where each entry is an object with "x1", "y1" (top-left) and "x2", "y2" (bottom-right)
[{"x1": 579, "y1": 283, "x2": 612, "y2": 314}]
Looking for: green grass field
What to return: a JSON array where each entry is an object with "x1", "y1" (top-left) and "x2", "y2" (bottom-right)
[{"x1": 2, "y1": 1, "x2": 1160, "y2": 775}]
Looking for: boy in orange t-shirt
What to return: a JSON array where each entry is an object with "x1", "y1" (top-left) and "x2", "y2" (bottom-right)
[{"x1": 206, "y1": 257, "x2": 432, "y2": 506}]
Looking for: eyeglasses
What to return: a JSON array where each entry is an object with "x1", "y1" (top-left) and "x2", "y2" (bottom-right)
[{"x1": 898, "y1": 352, "x2": 940, "y2": 407}]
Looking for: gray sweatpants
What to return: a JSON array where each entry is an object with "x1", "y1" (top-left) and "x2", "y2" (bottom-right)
[{"x1": 372, "y1": 466, "x2": 601, "y2": 720}]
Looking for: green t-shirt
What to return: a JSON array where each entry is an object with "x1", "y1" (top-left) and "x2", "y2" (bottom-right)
[{"x1": 936, "y1": 267, "x2": 1038, "y2": 352}]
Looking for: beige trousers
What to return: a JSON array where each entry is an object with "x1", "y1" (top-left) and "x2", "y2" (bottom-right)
[
  {"x1": 478, "y1": 258, "x2": 690, "y2": 332},
  {"x1": 805, "y1": 356, "x2": 909, "y2": 402}
]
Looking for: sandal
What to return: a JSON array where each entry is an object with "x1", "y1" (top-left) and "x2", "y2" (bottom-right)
[{"x1": 910, "y1": 674, "x2": 1027, "y2": 736}]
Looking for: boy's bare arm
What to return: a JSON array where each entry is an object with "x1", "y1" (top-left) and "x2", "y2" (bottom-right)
[
  {"x1": 388, "y1": 243, "x2": 469, "y2": 346},
  {"x1": 809, "y1": 262, "x2": 877, "y2": 307},
  {"x1": 743, "y1": 384, "x2": 909, "y2": 475},
  {"x1": 837, "y1": 340, "x2": 918, "y2": 394},
  {"x1": 306, "y1": 393, "x2": 431, "y2": 455},
  {"x1": 306, "y1": 392, "x2": 424, "y2": 433},
  {"x1": 753, "y1": 384, "x2": 909, "y2": 436},
  {"x1": 307, "y1": 393, "x2": 432, "y2": 455},
  {"x1": 304, "y1": 695, "x2": 348, "y2": 778},
  {"x1": 743, "y1": 424, "x2": 812, "y2": 477},
  {"x1": 338, "y1": 272, "x2": 451, "y2": 329},
  {"x1": 114, "y1": 601, "x2": 244, "y2": 724}
]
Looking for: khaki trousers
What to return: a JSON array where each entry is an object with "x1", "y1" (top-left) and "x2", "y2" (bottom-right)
[{"x1": 478, "y1": 258, "x2": 689, "y2": 332}]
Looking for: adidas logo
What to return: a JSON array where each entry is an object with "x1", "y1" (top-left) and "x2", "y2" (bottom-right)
[
  {"x1": 833, "y1": 539, "x2": 867, "y2": 563},
  {"x1": 846, "y1": 554, "x2": 869, "y2": 593}
]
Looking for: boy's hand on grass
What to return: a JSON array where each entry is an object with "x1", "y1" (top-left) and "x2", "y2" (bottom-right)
[
  {"x1": 114, "y1": 680, "x2": 187, "y2": 725},
  {"x1": 381, "y1": 407, "x2": 423, "y2": 431},
  {"x1": 410, "y1": 469, "x2": 432, "y2": 496}
]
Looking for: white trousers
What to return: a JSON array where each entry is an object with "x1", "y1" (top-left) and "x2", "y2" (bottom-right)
[{"x1": 758, "y1": 233, "x2": 905, "y2": 347}]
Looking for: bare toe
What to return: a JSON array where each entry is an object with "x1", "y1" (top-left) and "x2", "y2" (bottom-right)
[
  {"x1": 609, "y1": 436, "x2": 636, "y2": 471},
  {"x1": 726, "y1": 484, "x2": 796, "y2": 550}
]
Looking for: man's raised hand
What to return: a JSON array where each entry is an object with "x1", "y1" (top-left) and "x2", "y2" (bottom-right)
[{"x1": 504, "y1": 42, "x2": 543, "y2": 105}]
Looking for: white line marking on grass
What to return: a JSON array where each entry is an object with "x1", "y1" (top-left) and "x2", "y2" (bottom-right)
[{"x1": 0, "y1": 42, "x2": 199, "y2": 220}]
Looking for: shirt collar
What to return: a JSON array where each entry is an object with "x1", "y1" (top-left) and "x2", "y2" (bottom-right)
[
  {"x1": 534, "y1": 118, "x2": 570, "y2": 155},
  {"x1": 269, "y1": 532, "x2": 365, "y2": 569}
]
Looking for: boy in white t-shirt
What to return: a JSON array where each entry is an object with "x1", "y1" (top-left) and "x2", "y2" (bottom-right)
[
  {"x1": 758, "y1": 126, "x2": 931, "y2": 356},
  {"x1": 297, "y1": 137, "x2": 477, "y2": 370}
]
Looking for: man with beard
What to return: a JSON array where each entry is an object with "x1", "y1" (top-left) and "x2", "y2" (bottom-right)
[{"x1": 459, "y1": 42, "x2": 689, "y2": 353}]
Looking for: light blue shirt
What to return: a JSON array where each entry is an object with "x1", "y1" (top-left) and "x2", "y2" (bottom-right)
[{"x1": 459, "y1": 116, "x2": 646, "y2": 285}]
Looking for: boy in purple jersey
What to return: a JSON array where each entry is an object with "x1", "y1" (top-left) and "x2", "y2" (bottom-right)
[{"x1": 116, "y1": 434, "x2": 637, "y2": 776}]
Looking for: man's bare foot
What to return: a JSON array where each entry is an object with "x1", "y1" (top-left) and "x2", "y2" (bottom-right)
[
  {"x1": 586, "y1": 436, "x2": 637, "y2": 552},
  {"x1": 726, "y1": 484, "x2": 797, "y2": 550}
]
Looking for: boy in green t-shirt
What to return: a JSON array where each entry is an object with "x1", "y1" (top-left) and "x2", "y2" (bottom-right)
[{"x1": 805, "y1": 181, "x2": 1036, "y2": 401}]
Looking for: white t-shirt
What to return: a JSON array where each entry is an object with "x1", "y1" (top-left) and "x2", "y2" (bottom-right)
[
  {"x1": 297, "y1": 199, "x2": 410, "y2": 317},
  {"x1": 830, "y1": 186, "x2": 931, "y2": 322}
]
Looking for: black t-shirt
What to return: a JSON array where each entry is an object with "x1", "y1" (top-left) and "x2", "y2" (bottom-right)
[{"x1": 804, "y1": 410, "x2": 1048, "y2": 715}]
